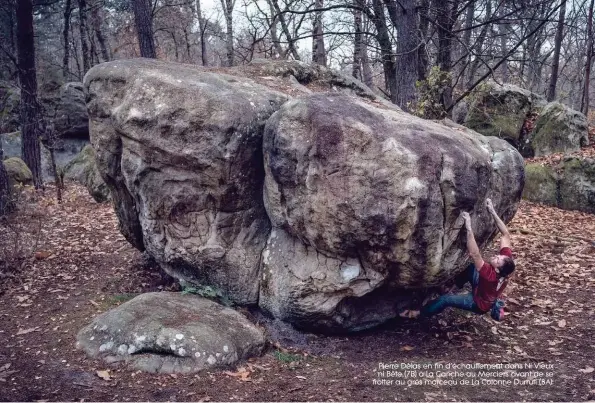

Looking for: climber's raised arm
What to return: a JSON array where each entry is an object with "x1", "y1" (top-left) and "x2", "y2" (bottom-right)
[
  {"x1": 485, "y1": 199, "x2": 511, "y2": 249},
  {"x1": 461, "y1": 212, "x2": 485, "y2": 271}
]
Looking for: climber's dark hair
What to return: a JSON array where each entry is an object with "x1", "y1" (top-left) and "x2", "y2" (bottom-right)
[{"x1": 499, "y1": 256, "x2": 515, "y2": 277}]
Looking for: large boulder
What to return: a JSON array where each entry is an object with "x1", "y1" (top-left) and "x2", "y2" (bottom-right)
[
  {"x1": 523, "y1": 157, "x2": 595, "y2": 214},
  {"x1": 0, "y1": 83, "x2": 20, "y2": 133},
  {"x1": 84, "y1": 58, "x2": 288, "y2": 305},
  {"x1": 3, "y1": 157, "x2": 33, "y2": 189},
  {"x1": 76, "y1": 292, "x2": 266, "y2": 373},
  {"x1": 260, "y1": 94, "x2": 525, "y2": 331},
  {"x1": 464, "y1": 82, "x2": 545, "y2": 151},
  {"x1": 529, "y1": 102, "x2": 589, "y2": 157},
  {"x1": 52, "y1": 82, "x2": 90, "y2": 139},
  {"x1": 64, "y1": 145, "x2": 109, "y2": 202}
]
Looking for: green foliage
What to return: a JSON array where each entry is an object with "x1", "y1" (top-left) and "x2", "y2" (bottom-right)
[
  {"x1": 273, "y1": 349, "x2": 303, "y2": 363},
  {"x1": 181, "y1": 284, "x2": 233, "y2": 306},
  {"x1": 411, "y1": 67, "x2": 452, "y2": 119}
]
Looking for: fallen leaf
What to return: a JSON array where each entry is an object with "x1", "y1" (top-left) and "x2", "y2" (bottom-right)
[
  {"x1": 34, "y1": 251, "x2": 52, "y2": 260},
  {"x1": 557, "y1": 319, "x2": 566, "y2": 328},
  {"x1": 579, "y1": 367, "x2": 594, "y2": 374},
  {"x1": 296, "y1": 375, "x2": 307, "y2": 380},
  {"x1": 400, "y1": 345, "x2": 415, "y2": 351},
  {"x1": 16, "y1": 327, "x2": 38, "y2": 335},
  {"x1": 96, "y1": 370, "x2": 111, "y2": 380}
]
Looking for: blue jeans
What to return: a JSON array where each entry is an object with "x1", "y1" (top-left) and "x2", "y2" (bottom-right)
[{"x1": 421, "y1": 264, "x2": 482, "y2": 317}]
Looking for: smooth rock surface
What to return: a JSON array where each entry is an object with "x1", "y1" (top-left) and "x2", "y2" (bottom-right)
[
  {"x1": 529, "y1": 102, "x2": 589, "y2": 157},
  {"x1": 77, "y1": 292, "x2": 266, "y2": 373},
  {"x1": 3, "y1": 157, "x2": 32, "y2": 188},
  {"x1": 64, "y1": 145, "x2": 110, "y2": 202},
  {"x1": 84, "y1": 58, "x2": 288, "y2": 304},
  {"x1": 260, "y1": 95, "x2": 525, "y2": 330}
]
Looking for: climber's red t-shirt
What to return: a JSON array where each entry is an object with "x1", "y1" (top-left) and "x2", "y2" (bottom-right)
[{"x1": 474, "y1": 247, "x2": 513, "y2": 312}]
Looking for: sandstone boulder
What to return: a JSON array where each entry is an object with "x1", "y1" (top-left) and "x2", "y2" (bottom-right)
[
  {"x1": 52, "y1": 82, "x2": 90, "y2": 139},
  {"x1": 523, "y1": 157, "x2": 595, "y2": 214},
  {"x1": 76, "y1": 292, "x2": 265, "y2": 373},
  {"x1": 529, "y1": 102, "x2": 589, "y2": 157},
  {"x1": 464, "y1": 82, "x2": 545, "y2": 150},
  {"x1": 64, "y1": 145, "x2": 110, "y2": 202},
  {"x1": 3, "y1": 157, "x2": 33, "y2": 189},
  {"x1": 260, "y1": 94, "x2": 525, "y2": 331},
  {"x1": 84, "y1": 58, "x2": 288, "y2": 304}
]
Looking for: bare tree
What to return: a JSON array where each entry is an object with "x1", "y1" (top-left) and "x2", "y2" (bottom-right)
[
  {"x1": 78, "y1": 0, "x2": 91, "y2": 71},
  {"x1": 196, "y1": 0, "x2": 208, "y2": 65},
  {"x1": 220, "y1": 0, "x2": 235, "y2": 66},
  {"x1": 16, "y1": 0, "x2": 42, "y2": 188},
  {"x1": 0, "y1": 142, "x2": 11, "y2": 216},
  {"x1": 90, "y1": 0, "x2": 110, "y2": 62},
  {"x1": 583, "y1": 0, "x2": 594, "y2": 114},
  {"x1": 312, "y1": 0, "x2": 326, "y2": 66}
]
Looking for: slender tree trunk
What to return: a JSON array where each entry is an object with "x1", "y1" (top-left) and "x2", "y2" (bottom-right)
[
  {"x1": 436, "y1": 0, "x2": 458, "y2": 112},
  {"x1": 312, "y1": 0, "x2": 326, "y2": 66},
  {"x1": 361, "y1": 9, "x2": 373, "y2": 87},
  {"x1": 220, "y1": 0, "x2": 234, "y2": 66},
  {"x1": 91, "y1": 0, "x2": 109, "y2": 62},
  {"x1": 267, "y1": 0, "x2": 283, "y2": 58},
  {"x1": 269, "y1": 0, "x2": 300, "y2": 60},
  {"x1": 132, "y1": 0, "x2": 156, "y2": 58},
  {"x1": 583, "y1": 0, "x2": 595, "y2": 114},
  {"x1": 195, "y1": 0, "x2": 208, "y2": 65},
  {"x1": 77, "y1": 0, "x2": 90, "y2": 72},
  {"x1": 371, "y1": 0, "x2": 397, "y2": 102},
  {"x1": 547, "y1": 0, "x2": 566, "y2": 101},
  {"x1": 467, "y1": 0, "x2": 492, "y2": 87},
  {"x1": 353, "y1": 2, "x2": 363, "y2": 79},
  {"x1": 62, "y1": 0, "x2": 72, "y2": 78},
  {"x1": 16, "y1": 0, "x2": 42, "y2": 189},
  {"x1": 0, "y1": 142, "x2": 11, "y2": 215},
  {"x1": 417, "y1": 0, "x2": 430, "y2": 81}
]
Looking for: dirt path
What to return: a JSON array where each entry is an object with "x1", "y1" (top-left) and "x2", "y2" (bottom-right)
[{"x1": 1, "y1": 184, "x2": 594, "y2": 402}]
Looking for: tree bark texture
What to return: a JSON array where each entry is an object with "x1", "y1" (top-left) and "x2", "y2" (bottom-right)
[
  {"x1": 62, "y1": 0, "x2": 72, "y2": 78},
  {"x1": 312, "y1": 0, "x2": 326, "y2": 66},
  {"x1": 195, "y1": 0, "x2": 208, "y2": 65},
  {"x1": 0, "y1": 141, "x2": 11, "y2": 215},
  {"x1": 77, "y1": 0, "x2": 90, "y2": 72},
  {"x1": 132, "y1": 0, "x2": 156, "y2": 58},
  {"x1": 583, "y1": 0, "x2": 594, "y2": 114},
  {"x1": 371, "y1": 0, "x2": 397, "y2": 103},
  {"x1": 16, "y1": 0, "x2": 42, "y2": 188}
]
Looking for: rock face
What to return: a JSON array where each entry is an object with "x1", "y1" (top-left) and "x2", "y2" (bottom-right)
[
  {"x1": 84, "y1": 59, "x2": 525, "y2": 332},
  {"x1": 64, "y1": 145, "x2": 109, "y2": 202},
  {"x1": 52, "y1": 82, "x2": 90, "y2": 139},
  {"x1": 260, "y1": 94, "x2": 525, "y2": 330},
  {"x1": 76, "y1": 292, "x2": 266, "y2": 373},
  {"x1": 523, "y1": 157, "x2": 595, "y2": 214},
  {"x1": 464, "y1": 82, "x2": 544, "y2": 150},
  {"x1": 529, "y1": 102, "x2": 589, "y2": 157},
  {"x1": 84, "y1": 58, "x2": 288, "y2": 305},
  {"x1": 3, "y1": 157, "x2": 33, "y2": 188},
  {"x1": 462, "y1": 83, "x2": 589, "y2": 158}
]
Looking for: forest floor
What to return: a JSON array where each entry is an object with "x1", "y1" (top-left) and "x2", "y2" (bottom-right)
[{"x1": 0, "y1": 183, "x2": 594, "y2": 402}]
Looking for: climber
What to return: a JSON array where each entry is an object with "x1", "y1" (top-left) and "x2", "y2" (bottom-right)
[{"x1": 401, "y1": 198, "x2": 515, "y2": 320}]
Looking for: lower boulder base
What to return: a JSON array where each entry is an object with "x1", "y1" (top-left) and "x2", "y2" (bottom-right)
[{"x1": 76, "y1": 292, "x2": 265, "y2": 373}]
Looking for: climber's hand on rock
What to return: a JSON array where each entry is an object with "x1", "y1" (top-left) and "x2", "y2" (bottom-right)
[
  {"x1": 485, "y1": 198, "x2": 495, "y2": 213},
  {"x1": 461, "y1": 212, "x2": 472, "y2": 230}
]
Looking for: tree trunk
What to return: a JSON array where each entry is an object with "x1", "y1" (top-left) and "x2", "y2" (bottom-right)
[
  {"x1": 269, "y1": 0, "x2": 300, "y2": 60},
  {"x1": 0, "y1": 142, "x2": 11, "y2": 215},
  {"x1": 16, "y1": 0, "x2": 42, "y2": 189},
  {"x1": 583, "y1": 0, "x2": 595, "y2": 114},
  {"x1": 312, "y1": 0, "x2": 326, "y2": 66},
  {"x1": 132, "y1": 0, "x2": 156, "y2": 58},
  {"x1": 195, "y1": 0, "x2": 208, "y2": 65},
  {"x1": 77, "y1": 0, "x2": 90, "y2": 72},
  {"x1": 371, "y1": 0, "x2": 397, "y2": 102},
  {"x1": 547, "y1": 0, "x2": 566, "y2": 101},
  {"x1": 267, "y1": 0, "x2": 283, "y2": 58},
  {"x1": 384, "y1": 0, "x2": 418, "y2": 110},
  {"x1": 417, "y1": 0, "x2": 430, "y2": 81},
  {"x1": 352, "y1": 2, "x2": 363, "y2": 79},
  {"x1": 90, "y1": 0, "x2": 109, "y2": 62},
  {"x1": 0, "y1": 0, "x2": 17, "y2": 81},
  {"x1": 436, "y1": 0, "x2": 458, "y2": 112},
  {"x1": 62, "y1": 0, "x2": 72, "y2": 78},
  {"x1": 221, "y1": 0, "x2": 234, "y2": 66},
  {"x1": 467, "y1": 0, "x2": 492, "y2": 87}
]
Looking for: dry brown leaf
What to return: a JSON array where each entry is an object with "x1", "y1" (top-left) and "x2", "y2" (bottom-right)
[
  {"x1": 16, "y1": 327, "x2": 38, "y2": 335},
  {"x1": 400, "y1": 345, "x2": 415, "y2": 351},
  {"x1": 96, "y1": 370, "x2": 111, "y2": 380},
  {"x1": 579, "y1": 367, "x2": 594, "y2": 374},
  {"x1": 557, "y1": 319, "x2": 566, "y2": 328}
]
